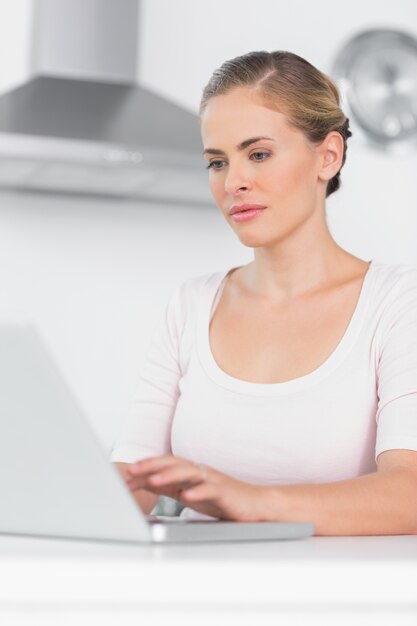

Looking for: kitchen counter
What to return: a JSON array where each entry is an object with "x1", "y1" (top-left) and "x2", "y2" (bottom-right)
[{"x1": 1, "y1": 533, "x2": 416, "y2": 625}]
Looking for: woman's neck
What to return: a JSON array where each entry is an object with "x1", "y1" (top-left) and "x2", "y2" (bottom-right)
[{"x1": 246, "y1": 243, "x2": 368, "y2": 303}]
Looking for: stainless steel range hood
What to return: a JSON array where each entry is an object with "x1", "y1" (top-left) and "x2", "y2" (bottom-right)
[{"x1": 0, "y1": 0, "x2": 211, "y2": 205}]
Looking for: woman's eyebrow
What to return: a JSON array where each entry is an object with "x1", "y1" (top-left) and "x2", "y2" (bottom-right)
[{"x1": 203, "y1": 136, "x2": 275, "y2": 156}]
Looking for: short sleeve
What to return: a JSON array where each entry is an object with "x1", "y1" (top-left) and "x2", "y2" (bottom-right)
[
  {"x1": 375, "y1": 269, "x2": 417, "y2": 461},
  {"x1": 109, "y1": 282, "x2": 188, "y2": 463}
]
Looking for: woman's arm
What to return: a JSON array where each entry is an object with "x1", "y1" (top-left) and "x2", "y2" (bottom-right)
[
  {"x1": 109, "y1": 282, "x2": 188, "y2": 496},
  {"x1": 261, "y1": 449, "x2": 417, "y2": 535},
  {"x1": 125, "y1": 450, "x2": 417, "y2": 534}
]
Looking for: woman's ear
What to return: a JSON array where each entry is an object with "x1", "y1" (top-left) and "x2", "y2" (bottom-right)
[{"x1": 317, "y1": 131, "x2": 344, "y2": 183}]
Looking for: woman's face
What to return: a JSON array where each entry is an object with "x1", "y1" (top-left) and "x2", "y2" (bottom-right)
[{"x1": 200, "y1": 87, "x2": 330, "y2": 249}]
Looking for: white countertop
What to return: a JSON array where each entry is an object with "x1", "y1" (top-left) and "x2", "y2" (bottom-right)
[{"x1": 1, "y1": 533, "x2": 416, "y2": 625}]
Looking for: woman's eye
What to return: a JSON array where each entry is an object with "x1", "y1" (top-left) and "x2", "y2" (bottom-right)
[
  {"x1": 206, "y1": 160, "x2": 225, "y2": 170},
  {"x1": 206, "y1": 150, "x2": 271, "y2": 171},
  {"x1": 251, "y1": 151, "x2": 270, "y2": 161}
]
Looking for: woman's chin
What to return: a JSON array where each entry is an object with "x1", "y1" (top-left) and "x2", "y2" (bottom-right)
[{"x1": 235, "y1": 232, "x2": 275, "y2": 249}]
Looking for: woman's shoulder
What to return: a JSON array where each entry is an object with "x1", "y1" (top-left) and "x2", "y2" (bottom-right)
[
  {"x1": 368, "y1": 259, "x2": 417, "y2": 329},
  {"x1": 370, "y1": 259, "x2": 417, "y2": 294},
  {"x1": 175, "y1": 266, "x2": 236, "y2": 297},
  {"x1": 165, "y1": 266, "x2": 235, "y2": 319}
]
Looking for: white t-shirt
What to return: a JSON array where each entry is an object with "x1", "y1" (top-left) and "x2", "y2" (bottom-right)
[{"x1": 110, "y1": 259, "x2": 417, "y2": 520}]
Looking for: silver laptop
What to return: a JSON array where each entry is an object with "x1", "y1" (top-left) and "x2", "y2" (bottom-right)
[{"x1": 0, "y1": 324, "x2": 314, "y2": 544}]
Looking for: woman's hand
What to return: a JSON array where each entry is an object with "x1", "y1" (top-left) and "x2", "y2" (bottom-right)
[{"x1": 125, "y1": 455, "x2": 267, "y2": 521}]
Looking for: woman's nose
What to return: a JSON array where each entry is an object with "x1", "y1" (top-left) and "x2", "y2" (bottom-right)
[{"x1": 224, "y1": 165, "x2": 252, "y2": 195}]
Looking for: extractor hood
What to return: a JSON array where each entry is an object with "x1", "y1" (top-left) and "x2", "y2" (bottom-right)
[{"x1": 0, "y1": 0, "x2": 212, "y2": 205}]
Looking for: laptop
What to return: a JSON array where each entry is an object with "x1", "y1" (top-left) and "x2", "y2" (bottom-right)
[{"x1": 0, "y1": 324, "x2": 315, "y2": 544}]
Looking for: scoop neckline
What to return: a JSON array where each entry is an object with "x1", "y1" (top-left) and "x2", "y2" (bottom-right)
[{"x1": 196, "y1": 259, "x2": 378, "y2": 396}]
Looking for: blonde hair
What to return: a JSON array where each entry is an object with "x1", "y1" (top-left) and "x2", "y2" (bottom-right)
[{"x1": 200, "y1": 51, "x2": 351, "y2": 198}]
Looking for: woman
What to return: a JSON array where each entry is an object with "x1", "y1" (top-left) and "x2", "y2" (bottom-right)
[{"x1": 110, "y1": 51, "x2": 417, "y2": 535}]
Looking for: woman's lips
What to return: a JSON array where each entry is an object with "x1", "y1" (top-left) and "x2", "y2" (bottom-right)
[{"x1": 228, "y1": 204, "x2": 267, "y2": 222}]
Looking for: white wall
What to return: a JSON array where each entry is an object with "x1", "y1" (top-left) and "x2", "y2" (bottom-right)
[
  {"x1": 0, "y1": 0, "x2": 416, "y2": 451},
  {"x1": 0, "y1": 0, "x2": 33, "y2": 93},
  {"x1": 139, "y1": 0, "x2": 417, "y2": 113}
]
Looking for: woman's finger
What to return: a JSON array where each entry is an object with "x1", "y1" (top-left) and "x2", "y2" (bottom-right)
[
  {"x1": 137, "y1": 463, "x2": 205, "y2": 491},
  {"x1": 180, "y1": 481, "x2": 217, "y2": 502},
  {"x1": 126, "y1": 459, "x2": 210, "y2": 496},
  {"x1": 127, "y1": 455, "x2": 178, "y2": 475}
]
